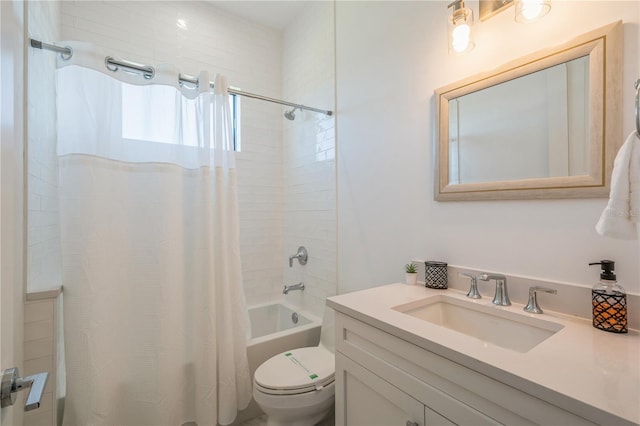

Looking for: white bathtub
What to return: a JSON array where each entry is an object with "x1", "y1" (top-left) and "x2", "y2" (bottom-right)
[
  {"x1": 248, "y1": 302, "x2": 318, "y2": 342},
  {"x1": 232, "y1": 302, "x2": 322, "y2": 425}
]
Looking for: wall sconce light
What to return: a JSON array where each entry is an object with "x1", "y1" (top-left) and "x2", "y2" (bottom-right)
[
  {"x1": 447, "y1": 0, "x2": 475, "y2": 54},
  {"x1": 479, "y1": 0, "x2": 550, "y2": 22}
]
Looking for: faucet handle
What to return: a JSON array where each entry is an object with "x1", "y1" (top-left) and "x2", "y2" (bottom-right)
[
  {"x1": 524, "y1": 286, "x2": 557, "y2": 314},
  {"x1": 458, "y1": 272, "x2": 481, "y2": 299},
  {"x1": 288, "y1": 246, "x2": 308, "y2": 267}
]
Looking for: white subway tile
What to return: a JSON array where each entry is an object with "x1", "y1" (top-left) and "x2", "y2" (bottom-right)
[
  {"x1": 24, "y1": 402, "x2": 54, "y2": 426},
  {"x1": 24, "y1": 355, "x2": 53, "y2": 379},
  {"x1": 25, "y1": 338, "x2": 54, "y2": 361},
  {"x1": 25, "y1": 319, "x2": 54, "y2": 342},
  {"x1": 25, "y1": 301, "x2": 54, "y2": 323}
]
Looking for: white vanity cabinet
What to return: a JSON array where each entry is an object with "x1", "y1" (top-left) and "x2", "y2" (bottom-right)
[
  {"x1": 337, "y1": 353, "x2": 426, "y2": 426},
  {"x1": 337, "y1": 352, "x2": 490, "y2": 426},
  {"x1": 333, "y1": 311, "x2": 600, "y2": 426}
]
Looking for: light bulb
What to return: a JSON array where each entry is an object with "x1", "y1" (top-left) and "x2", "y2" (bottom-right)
[
  {"x1": 452, "y1": 24, "x2": 471, "y2": 53},
  {"x1": 515, "y1": 0, "x2": 550, "y2": 22},
  {"x1": 447, "y1": 0, "x2": 474, "y2": 55},
  {"x1": 521, "y1": 0, "x2": 543, "y2": 20}
]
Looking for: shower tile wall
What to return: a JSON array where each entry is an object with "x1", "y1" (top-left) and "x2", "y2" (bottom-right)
[
  {"x1": 28, "y1": 0, "x2": 62, "y2": 292},
  {"x1": 282, "y1": 2, "x2": 337, "y2": 319},
  {"x1": 58, "y1": 1, "x2": 285, "y2": 304}
]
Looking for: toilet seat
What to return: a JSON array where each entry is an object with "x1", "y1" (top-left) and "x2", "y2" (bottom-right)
[{"x1": 254, "y1": 346, "x2": 335, "y2": 396}]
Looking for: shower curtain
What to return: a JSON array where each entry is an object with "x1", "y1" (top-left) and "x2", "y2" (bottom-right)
[{"x1": 56, "y1": 43, "x2": 251, "y2": 426}]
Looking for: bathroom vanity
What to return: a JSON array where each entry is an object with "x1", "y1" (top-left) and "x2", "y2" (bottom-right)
[{"x1": 327, "y1": 284, "x2": 639, "y2": 426}]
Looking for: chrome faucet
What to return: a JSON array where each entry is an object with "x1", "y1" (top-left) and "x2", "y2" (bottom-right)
[
  {"x1": 523, "y1": 286, "x2": 557, "y2": 314},
  {"x1": 288, "y1": 246, "x2": 308, "y2": 267},
  {"x1": 283, "y1": 282, "x2": 305, "y2": 294},
  {"x1": 478, "y1": 273, "x2": 510, "y2": 306},
  {"x1": 459, "y1": 272, "x2": 481, "y2": 299}
]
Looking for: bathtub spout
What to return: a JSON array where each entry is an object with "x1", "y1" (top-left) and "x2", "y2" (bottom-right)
[{"x1": 283, "y1": 282, "x2": 305, "y2": 294}]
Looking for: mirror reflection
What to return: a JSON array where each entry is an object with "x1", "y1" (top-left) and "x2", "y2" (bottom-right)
[{"x1": 448, "y1": 56, "x2": 590, "y2": 185}]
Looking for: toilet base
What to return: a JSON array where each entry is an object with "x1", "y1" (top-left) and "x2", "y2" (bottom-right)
[
  {"x1": 264, "y1": 402, "x2": 334, "y2": 426},
  {"x1": 254, "y1": 383, "x2": 335, "y2": 426}
]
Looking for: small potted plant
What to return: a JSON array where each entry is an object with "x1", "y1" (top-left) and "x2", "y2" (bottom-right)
[{"x1": 404, "y1": 263, "x2": 418, "y2": 285}]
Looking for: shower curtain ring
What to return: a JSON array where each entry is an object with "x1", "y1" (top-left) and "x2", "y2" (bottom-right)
[
  {"x1": 143, "y1": 67, "x2": 155, "y2": 80},
  {"x1": 60, "y1": 46, "x2": 73, "y2": 61},
  {"x1": 105, "y1": 56, "x2": 118, "y2": 73}
]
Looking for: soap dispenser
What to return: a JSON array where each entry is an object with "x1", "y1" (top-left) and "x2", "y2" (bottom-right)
[{"x1": 589, "y1": 260, "x2": 627, "y2": 333}]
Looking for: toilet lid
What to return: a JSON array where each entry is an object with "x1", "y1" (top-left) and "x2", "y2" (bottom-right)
[{"x1": 254, "y1": 346, "x2": 335, "y2": 395}]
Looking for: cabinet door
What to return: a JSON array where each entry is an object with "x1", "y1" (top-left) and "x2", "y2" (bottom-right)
[
  {"x1": 336, "y1": 353, "x2": 424, "y2": 426},
  {"x1": 425, "y1": 407, "x2": 455, "y2": 425}
]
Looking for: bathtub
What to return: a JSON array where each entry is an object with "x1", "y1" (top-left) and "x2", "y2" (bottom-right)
[
  {"x1": 248, "y1": 302, "x2": 319, "y2": 342},
  {"x1": 247, "y1": 302, "x2": 322, "y2": 361},
  {"x1": 232, "y1": 302, "x2": 322, "y2": 425}
]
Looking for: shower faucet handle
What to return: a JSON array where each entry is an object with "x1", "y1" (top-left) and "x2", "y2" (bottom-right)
[{"x1": 288, "y1": 246, "x2": 308, "y2": 267}]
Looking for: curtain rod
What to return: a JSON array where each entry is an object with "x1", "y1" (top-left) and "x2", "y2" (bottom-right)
[{"x1": 30, "y1": 38, "x2": 333, "y2": 117}]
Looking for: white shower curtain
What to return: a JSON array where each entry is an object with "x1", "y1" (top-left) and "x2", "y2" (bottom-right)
[{"x1": 56, "y1": 43, "x2": 251, "y2": 426}]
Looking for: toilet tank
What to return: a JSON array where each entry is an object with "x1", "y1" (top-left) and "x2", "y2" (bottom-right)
[{"x1": 319, "y1": 306, "x2": 335, "y2": 353}]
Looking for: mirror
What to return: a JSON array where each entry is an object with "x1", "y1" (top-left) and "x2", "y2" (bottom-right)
[
  {"x1": 449, "y1": 56, "x2": 590, "y2": 185},
  {"x1": 435, "y1": 21, "x2": 622, "y2": 201}
]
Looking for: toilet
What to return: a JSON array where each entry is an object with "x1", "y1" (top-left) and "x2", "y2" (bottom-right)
[{"x1": 253, "y1": 309, "x2": 335, "y2": 426}]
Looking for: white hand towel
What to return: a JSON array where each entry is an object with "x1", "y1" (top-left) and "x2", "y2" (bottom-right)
[{"x1": 595, "y1": 131, "x2": 640, "y2": 239}]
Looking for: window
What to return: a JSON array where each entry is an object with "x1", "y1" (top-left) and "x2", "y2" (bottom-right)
[{"x1": 122, "y1": 84, "x2": 240, "y2": 151}]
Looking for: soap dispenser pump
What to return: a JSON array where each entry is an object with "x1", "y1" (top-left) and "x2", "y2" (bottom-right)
[{"x1": 589, "y1": 260, "x2": 627, "y2": 333}]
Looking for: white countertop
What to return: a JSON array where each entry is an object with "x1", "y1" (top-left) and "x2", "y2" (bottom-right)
[{"x1": 327, "y1": 283, "x2": 640, "y2": 425}]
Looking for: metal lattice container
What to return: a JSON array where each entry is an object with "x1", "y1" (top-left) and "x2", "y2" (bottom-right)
[
  {"x1": 592, "y1": 290, "x2": 627, "y2": 333},
  {"x1": 425, "y1": 261, "x2": 448, "y2": 289}
]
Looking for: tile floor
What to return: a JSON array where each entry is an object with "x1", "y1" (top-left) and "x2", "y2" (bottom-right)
[
  {"x1": 238, "y1": 411, "x2": 335, "y2": 426},
  {"x1": 238, "y1": 415, "x2": 268, "y2": 426}
]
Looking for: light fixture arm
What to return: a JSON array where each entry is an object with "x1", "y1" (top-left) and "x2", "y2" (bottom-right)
[
  {"x1": 479, "y1": 0, "x2": 551, "y2": 22},
  {"x1": 448, "y1": 0, "x2": 470, "y2": 24}
]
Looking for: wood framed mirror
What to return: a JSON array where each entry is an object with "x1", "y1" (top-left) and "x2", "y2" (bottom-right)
[{"x1": 435, "y1": 21, "x2": 622, "y2": 201}]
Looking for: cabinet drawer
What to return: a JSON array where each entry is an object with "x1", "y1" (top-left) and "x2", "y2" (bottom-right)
[{"x1": 335, "y1": 312, "x2": 597, "y2": 426}]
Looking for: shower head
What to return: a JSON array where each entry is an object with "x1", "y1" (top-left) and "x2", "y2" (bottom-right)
[{"x1": 284, "y1": 107, "x2": 298, "y2": 121}]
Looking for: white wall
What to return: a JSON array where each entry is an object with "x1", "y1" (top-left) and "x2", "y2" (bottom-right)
[
  {"x1": 336, "y1": 1, "x2": 640, "y2": 295},
  {"x1": 282, "y1": 1, "x2": 336, "y2": 318}
]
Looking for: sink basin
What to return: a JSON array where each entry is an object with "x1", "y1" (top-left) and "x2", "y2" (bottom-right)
[{"x1": 392, "y1": 295, "x2": 564, "y2": 353}]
